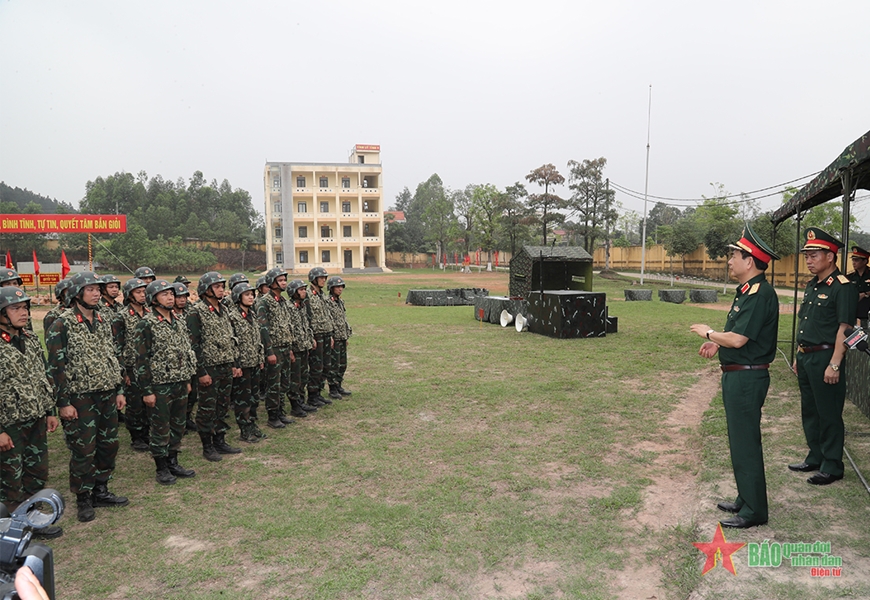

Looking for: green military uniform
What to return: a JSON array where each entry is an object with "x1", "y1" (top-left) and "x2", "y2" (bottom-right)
[
  {"x1": 847, "y1": 245, "x2": 870, "y2": 321},
  {"x1": 288, "y1": 281, "x2": 315, "y2": 409},
  {"x1": 43, "y1": 303, "x2": 67, "y2": 334},
  {"x1": 116, "y1": 304, "x2": 151, "y2": 448},
  {"x1": 100, "y1": 296, "x2": 123, "y2": 316},
  {"x1": 307, "y1": 286, "x2": 333, "y2": 401},
  {"x1": 796, "y1": 229, "x2": 857, "y2": 480},
  {"x1": 326, "y1": 278, "x2": 353, "y2": 397},
  {"x1": 229, "y1": 283, "x2": 266, "y2": 442},
  {"x1": 258, "y1": 289, "x2": 296, "y2": 423}
]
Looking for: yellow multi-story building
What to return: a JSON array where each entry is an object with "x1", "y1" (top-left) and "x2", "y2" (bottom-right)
[{"x1": 264, "y1": 145, "x2": 385, "y2": 273}]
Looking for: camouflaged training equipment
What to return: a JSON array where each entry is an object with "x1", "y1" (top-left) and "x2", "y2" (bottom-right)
[
  {"x1": 197, "y1": 271, "x2": 226, "y2": 297},
  {"x1": 136, "y1": 312, "x2": 196, "y2": 385},
  {"x1": 287, "y1": 279, "x2": 306, "y2": 297},
  {"x1": 123, "y1": 277, "x2": 148, "y2": 303},
  {"x1": 308, "y1": 266, "x2": 328, "y2": 283},
  {"x1": 0, "y1": 286, "x2": 31, "y2": 312},
  {"x1": 0, "y1": 318, "x2": 55, "y2": 428},
  {"x1": 228, "y1": 273, "x2": 249, "y2": 290},
  {"x1": 145, "y1": 279, "x2": 174, "y2": 306},
  {"x1": 173, "y1": 275, "x2": 192, "y2": 285},
  {"x1": 54, "y1": 278, "x2": 73, "y2": 301},
  {"x1": 263, "y1": 267, "x2": 286, "y2": 287},
  {"x1": 189, "y1": 299, "x2": 235, "y2": 366},
  {"x1": 0, "y1": 269, "x2": 23, "y2": 286},
  {"x1": 134, "y1": 266, "x2": 156, "y2": 280},
  {"x1": 100, "y1": 274, "x2": 121, "y2": 287},
  {"x1": 231, "y1": 282, "x2": 254, "y2": 304},
  {"x1": 56, "y1": 309, "x2": 123, "y2": 395},
  {"x1": 171, "y1": 282, "x2": 189, "y2": 297},
  {"x1": 327, "y1": 276, "x2": 345, "y2": 291},
  {"x1": 68, "y1": 271, "x2": 102, "y2": 301}
]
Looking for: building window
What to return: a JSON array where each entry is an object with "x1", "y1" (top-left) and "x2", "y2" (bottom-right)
[
  {"x1": 363, "y1": 201, "x2": 370, "y2": 212},
  {"x1": 296, "y1": 176, "x2": 306, "y2": 188},
  {"x1": 299, "y1": 250, "x2": 308, "y2": 263},
  {"x1": 321, "y1": 225, "x2": 332, "y2": 238},
  {"x1": 358, "y1": 156, "x2": 365, "y2": 164},
  {"x1": 319, "y1": 176, "x2": 328, "y2": 188},
  {"x1": 275, "y1": 226, "x2": 282, "y2": 238},
  {"x1": 343, "y1": 225, "x2": 352, "y2": 238},
  {"x1": 298, "y1": 226, "x2": 307, "y2": 238},
  {"x1": 275, "y1": 251, "x2": 283, "y2": 263},
  {"x1": 342, "y1": 201, "x2": 351, "y2": 213},
  {"x1": 320, "y1": 201, "x2": 329, "y2": 213},
  {"x1": 272, "y1": 176, "x2": 281, "y2": 189},
  {"x1": 273, "y1": 201, "x2": 282, "y2": 214},
  {"x1": 322, "y1": 250, "x2": 331, "y2": 263},
  {"x1": 297, "y1": 202, "x2": 307, "y2": 213},
  {"x1": 342, "y1": 177, "x2": 350, "y2": 189}
]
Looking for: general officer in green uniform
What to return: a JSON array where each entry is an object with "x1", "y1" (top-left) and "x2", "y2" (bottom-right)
[
  {"x1": 847, "y1": 245, "x2": 870, "y2": 322},
  {"x1": 789, "y1": 228, "x2": 857, "y2": 485},
  {"x1": 691, "y1": 223, "x2": 779, "y2": 528}
]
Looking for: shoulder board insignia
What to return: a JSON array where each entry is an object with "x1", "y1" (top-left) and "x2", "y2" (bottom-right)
[
  {"x1": 740, "y1": 282, "x2": 750, "y2": 294},
  {"x1": 838, "y1": 274, "x2": 850, "y2": 284},
  {"x1": 826, "y1": 276, "x2": 834, "y2": 286},
  {"x1": 749, "y1": 283, "x2": 760, "y2": 295},
  {"x1": 818, "y1": 293, "x2": 828, "y2": 299},
  {"x1": 0, "y1": 331, "x2": 10, "y2": 343}
]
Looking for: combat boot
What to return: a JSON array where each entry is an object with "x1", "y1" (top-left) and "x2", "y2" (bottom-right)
[
  {"x1": 92, "y1": 482, "x2": 129, "y2": 507},
  {"x1": 338, "y1": 385, "x2": 352, "y2": 396},
  {"x1": 154, "y1": 456, "x2": 177, "y2": 486},
  {"x1": 185, "y1": 416, "x2": 196, "y2": 435},
  {"x1": 297, "y1": 396, "x2": 318, "y2": 412},
  {"x1": 240, "y1": 424, "x2": 260, "y2": 443},
  {"x1": 267, "y1": 411, "x2": 286, "y2": 428},
  {"x1": 131, "y1": 434, "x2": 150, "y2": 452},
  {"x1": 312, "y1": 389, "x2": 332, "y2": 405},
  {"x1": 213, "y1": 433, "x2": 242, "y2": 455},
  {"x1": 251, "y1": 423, "x2": 267, "y2": 440},
  {"x1": 76, "y1": 492, "x2": 95, "y2": 522},
  {"x1": 328, "y1": 384, "x2": 342, "y2": 399},
  {"x1": 278, "y1": 406, "x2": 298, "y2": 422},
  {"x1": 199, "y1": 431, "x2": 222, "y2": 462},
  {"x1": 289, "y1": 397, "x2": 311, "y2": 418},
  {"x1": 168, "y1": 452, "x2": 196, "y2": 478}
]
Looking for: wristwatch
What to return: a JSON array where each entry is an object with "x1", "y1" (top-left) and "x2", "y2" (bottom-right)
[
  {"x1": 829, "y1": 363, "x2": 840, "y2": 371},
  {"x1": 706, "y1": 329, "x2": 714, "y2": 340}
]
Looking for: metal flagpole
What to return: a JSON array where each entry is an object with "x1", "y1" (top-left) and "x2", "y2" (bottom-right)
[{"x1": 640, "y1": 84, "x2": 652, "y2": 285}]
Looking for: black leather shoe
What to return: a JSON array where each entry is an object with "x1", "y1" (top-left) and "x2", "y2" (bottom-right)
[
  {"x1": 788, "y1": 461, "x2": 820, "y2": 472},
  {"x1": 33, "y1": 525, "x2": 63, "y2": 539},
  {"x1": 92, "y1": 483, "x2": 129, "y2": 507},
  {"x1": 716, "y1": 501, "x2": 740, "y2": 514},
  {"x1": 720, "y1": 515, "x2": 766, "y2": 529},
  {"x1": 807, "y1": 472, "x2": 843, "y2": 485}
]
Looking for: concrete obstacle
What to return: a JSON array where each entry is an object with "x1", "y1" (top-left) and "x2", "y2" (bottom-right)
[
  {"x1": 658, "y1": 289, "x2": 687, "y2": 304},
  {"x1": 689, "y1": 289, "x2": 719, "y2": 303},
  {"x1": 624, "y1": 289, "x2": 653, "y2": 301}
]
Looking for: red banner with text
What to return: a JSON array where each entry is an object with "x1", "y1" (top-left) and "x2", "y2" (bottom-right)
[{"x1": 0, "y1": 214, "x2": 127, "y2": 233}]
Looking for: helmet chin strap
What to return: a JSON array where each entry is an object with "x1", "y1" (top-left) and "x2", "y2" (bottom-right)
[{"x1": 76, "y1": 295, "x2": 100, "y2": 311}]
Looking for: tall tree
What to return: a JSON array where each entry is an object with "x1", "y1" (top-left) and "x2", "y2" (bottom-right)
[
  {"x1": 525, "y1": 164, "x2": 566, "y2": 245},
  {"x1": 499, "y1": 182, "x2": 534, "y2": 256},
  {"x1": 567, "y1": 157, "x2": 616, "y2": 253},
  {"x1": 470, "y1": 184, "x2": 501, "y2": 263},
  {"x1": 416, "y1": 174, "x2": 454, "y2": 263},
  {"x1": 696, "y1": 183, "x2": 742, "y2": 279},
  {"x1": 452, "y1": 185, "x2": 475, "y2": 256}
]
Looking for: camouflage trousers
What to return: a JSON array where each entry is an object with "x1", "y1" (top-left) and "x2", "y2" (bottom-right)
[
  {"x1": 264, "y1": 346, "x2": 292, "y2": 413},
  {"x1": 186, "y1": 374, "x2": 198, "y2": 422},
  {"x1": 149, "y1": 381, "x2": 189, "y2": 458},
  {"x1": 62, "y1": 390, "x2": 120, "y2": 495},
  {"x1": 327, "y1": 340, "x2": 348, "y2": 386},
  {"x1": 231, "y1": 367, "x2": 260, "y2": 428},
  {"x1": 125, "y1": 377, "x2": 149, "y2": 440},
  {"x1": 308, "y1": 334, "x2": 332, "y2": 395},
  {"x1": 0, "y1": 417, "x2": 49, "y2": 509},
  {"x1": 195, "y1": 363, "x2": 232, "y2": 436},
  {"x1": 291, "y1": 348, "x2": 310, "y2": 400}
]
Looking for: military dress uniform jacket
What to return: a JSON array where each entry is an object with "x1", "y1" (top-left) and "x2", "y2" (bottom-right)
[
  {"x1": 229, "y1": 306, "x2": 264, "y2": 370},
  {"x1": 133, "y1": 312, "x2": 197, "y2": 394},
  {"x1": 307, "y1": 290, "x2": 333, "y2": 336},
  {"x1": 0, "y1": 330, "x2": 55, "y2": 432},
  {"x1": 797, "y1": 269, "x2": 857, "y2": 346},
  {"x1": 187, "y1": 300, "x2": 236, "y2": 376},
  {"x1": 719, "y1": 274, "x2": 779, "y2": 366},
  {"x1": 847, "y1": 269, "x2": 870, "y2": 321},
  {"x1": 46, "y1": 306, "x2": 124, "y2": 407},
  {"x1": 326, "y1": 295, "x2": 352, "y2": 342}
]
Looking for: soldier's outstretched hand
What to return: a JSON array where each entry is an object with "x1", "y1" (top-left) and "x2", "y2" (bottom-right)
[{"x1": 46, "y1": 416, "x2": 59, "y2": 433}]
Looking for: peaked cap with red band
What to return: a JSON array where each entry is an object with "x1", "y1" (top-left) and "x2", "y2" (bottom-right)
[
  {"x1": 851, "y1": 245, "x2": 870, "y2": 259},
  {"x1": 801, "y1": 227, "x2": 844, "y2": 254},
  {"x1": 727, "y1": 223, "x2": 780, "y2": 264}
]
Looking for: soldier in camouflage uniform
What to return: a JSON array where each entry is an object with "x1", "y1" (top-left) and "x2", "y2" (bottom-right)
[
  {"x1": 46, "y1": 272, "x2": 128, "y2": 523},
  {"x1": 257, "y1": 267, "x2": 301, "y2": 428},
  {"x1": 0, "y1": 287, "x2": 62, "y2": 539},
  {"x1": 306, "y1": 267, "x2": 334, "y2": 406},
  {"x1": 134, "y1": 266, "x2": 156, "y2": 284},
  {"x1": 116, "y1": 277, "x2": 151, "y2": 451},
  {"x1": 288, "y1": 279, "x2": 317, "y2": 409},
  {"x1": 229, "y1": 283, "x2": 266, "y2": 442},
  {"x1": 188, "y1": 272, "x2": 242, "y2": 461},
  {"x1": 43, "y1": 278, "x2": 73, "y2": 336},
  {"x1": 253, "y1": 275, "x2": 270, "y2": 407},
  {"x1": 133, "y1": 280, "x2": 197, "y2": 485},
  {"x1": 223, "y1": 273, "x2": 249, "y2": 311},
  {"x1": 172, "y1": 282, "x2": 197, "y2": 433},
  {"x1": 326, "y1": 276, "x2": 353, "y2": 399},
  {"x1": 99, "y1": 274, "x2": 123, "y2": 315},
  {"x1": 0, "y1": 269, "x2": 33, "y2": 331}
]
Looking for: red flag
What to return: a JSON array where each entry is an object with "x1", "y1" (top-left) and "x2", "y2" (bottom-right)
[
  {"x1": 495, "y1": 250, "x2": 499, "y2": 267},
  {"x1": 61, "y1": 250, "x2": 70, "y2": 279},
  {"x1": 4, "y1": 251, "x2": 11, "y2": 269},
  {"x1": 32, "y1": 250, "x2": 40, "y2": 276}
]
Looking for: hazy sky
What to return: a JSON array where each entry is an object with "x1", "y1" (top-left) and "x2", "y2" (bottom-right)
[{"x1": 2, "y1": 1, "x2": 869, "y2": 229}]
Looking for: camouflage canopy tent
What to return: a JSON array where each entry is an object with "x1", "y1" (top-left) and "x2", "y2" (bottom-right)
[{"x1": 509, "y1": 245, "x2": 593, "y2": 299}]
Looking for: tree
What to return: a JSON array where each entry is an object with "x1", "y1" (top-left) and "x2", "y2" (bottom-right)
[
  {"x1": 499, "y1": 182, "x2": 534, "y2": 256},
  {"x1": 525, "y1": 164, "x2": 566, "y2": 245},
  {"x1": 470, "y1": 184, "x2": 501, "y2": 263},
  {"x1": 416, "y1": 175, "x2": 454, "y2": 263},
  {"x1": 567, "y1": 157, "x2": 616, "y2": 253},
  {"x1": 645, "y1": 202, "x2": 682, "y2": 243},
  {"x1": 659, "y1": 217, "x2": 702, "y2": 274},
  {"x1": 452, "y1": 185, "x2": 475, "y2": 256},
  {"x1": 696, "y1": 183, "x2": 742, "y2": 279}
]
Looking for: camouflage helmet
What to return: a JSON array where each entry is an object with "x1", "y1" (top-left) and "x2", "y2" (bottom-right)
[
  {"x1": 0, "y1": 268, "x2": 23, "y2": 287},
  {"x1": 100, "y1": 274, "x2": 121, "y2": 288},
  {"x1": 263, "y1": 267, "x2": 287, "y2": 287},
  {"x1": 122, "y1": 277, "x2": 148, "y2": 302},
  {"x1": 197, "y1": 271, "x2": 226, "y2": 297},
  {"x1": 173, "y1": 275, "x2": 192, "y2": 285},
  {"x1": 255, "y1": 276, "x2": 269, "y2": 292},
  {"x1": 231, "y1": 282, "x2": 255, "y2": 304},
  {"x1": 326, "y1": 276, "x2": 346, "y2": 291},
  {"x1": 68, "y1": 271, "x2": 102, "y2": 304},
  {"x1": 145, "y1": 279, "x2": 174, "y2": 306},
  {"x1": 54, "y1": 278, "x2": 73, "y2": 301},
  {"x1": 171, "y1": 282, "x2": 190, "y2": 297},
  {"x1": 0, "y1": 286, "x2": 31, "y2": 314},
  {"x1": 134, "y1": 266, "x2": 156, "y2": 280},
  {"x1": 308, "y1": 266, "x2": 328, "y2": 283},
  {"x1": 227, "y1": 272, "x2": 249, "y2": 290},
  {"x1": 286, "y1": 279, "x2": 307, "y2": 296}
]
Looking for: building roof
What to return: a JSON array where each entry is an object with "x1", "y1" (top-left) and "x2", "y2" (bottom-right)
[
  {"x1": 384, "y1": 210, "x2": 406, "y2": 222},
  {"x1": 520, "y1": 245, "x2": 593, "y2": 261}
]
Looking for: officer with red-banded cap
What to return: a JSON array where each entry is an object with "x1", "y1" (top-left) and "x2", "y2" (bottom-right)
[
  {"x1": 847, "y1": 245, "x2": 870, "y2": 321},
  {"x1": 691, "y1": 223, "x2": 780, "y2": 528},
  {"x1": 788, "y1": 227, "x2": 857, "y2": 486}
]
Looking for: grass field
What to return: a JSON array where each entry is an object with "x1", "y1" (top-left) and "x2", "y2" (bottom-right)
[{"x1": 28, "y1": 270, "x2": 870, "y2": 599}]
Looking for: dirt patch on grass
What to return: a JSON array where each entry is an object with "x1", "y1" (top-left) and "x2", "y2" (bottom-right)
[{"x1": 470, "y1": 559, "x2": 563, "y2": 598}]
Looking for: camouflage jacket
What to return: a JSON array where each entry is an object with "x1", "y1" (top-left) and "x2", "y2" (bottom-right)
[
  {"x1": 46, "y1": 306, "x2": 123, "y2": 406},
  {"x1": 307, "y1": 288, "x2": 333, "y2": 335},
  {"x1": 42, "y1": 304, "x2": 66, "y2": 334},
  {"x1": 0, "y1": 329, "x2": 55, "y2": 429},
  {"x1": 230, "y1": 306, "x2": 264, "y2": 369},
  {"x1": 187, "y1": 300, "x2": 235, "y2": 374},
  {"x1": 289, "y1": 299, "x2": 315, "y2": 352},
  {"x1": 116, "y1": 305, "x2": 151, "y2": 369},
  {"x1": 327, "y1": 295, "x2": 352, "y2": 341},
  {"x1": 133, "y1": 311, "x2": 196, "y2": 392},
  {"x1": 257, "y1": 293, "x2": 293, "y2": 355},
  {"x1": 100, "y1": 297, "x2": 123, "y2": 317}
]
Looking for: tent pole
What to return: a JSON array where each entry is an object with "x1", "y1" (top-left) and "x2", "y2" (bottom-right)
[
  {"x1": 791, "y1": 210, "x2": 801, "y2": 364},
  {"x1": 841, "y1": 169, "x2": 853, "y2": 261}
]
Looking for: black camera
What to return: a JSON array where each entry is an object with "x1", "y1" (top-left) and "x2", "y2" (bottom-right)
[{"x1": 0, "y1": 489, "x2": 63, "y2": 600}]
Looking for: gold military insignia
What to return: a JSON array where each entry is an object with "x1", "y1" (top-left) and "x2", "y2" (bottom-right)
[
  {"x1": 818, "y1": 294, "x2": 828, "y2": 299},
  {"x1": 749, "y1": 283, "x2": 760, "y2": 295},
  {"x1": 837, "y1": 274, "x2": 850, "y2": 284},
  {"x1": 807, "y1": 230, "x2": 816, "y2": 240}
]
